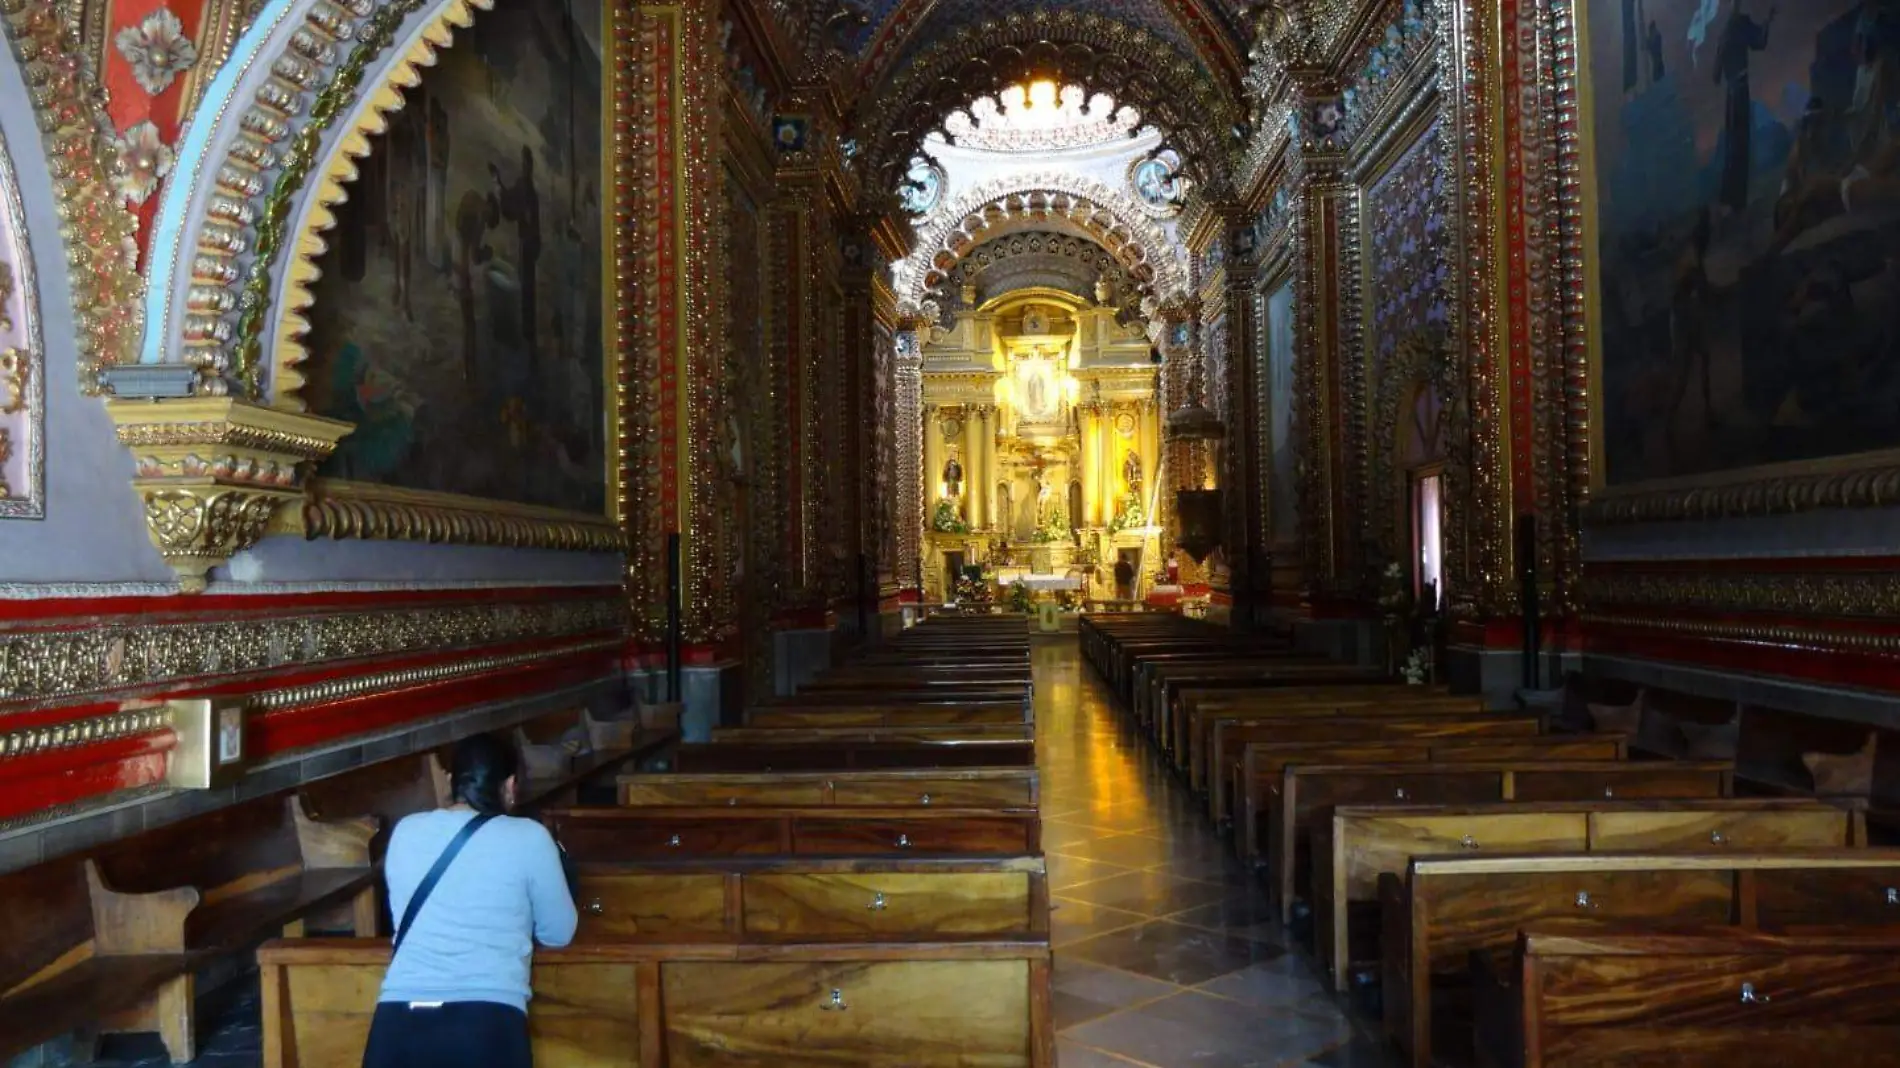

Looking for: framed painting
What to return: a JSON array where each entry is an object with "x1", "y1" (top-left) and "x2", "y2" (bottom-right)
[
  {"x1": 1582, "y1": 0, "x2": 1900, "y2": 517},
  {"x1": 294, "y1": 0, "x2": 618, "y2": 546}
]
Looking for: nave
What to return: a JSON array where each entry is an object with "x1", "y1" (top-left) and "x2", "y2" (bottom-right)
[{"x1": 1034, "y1": 641, "x2": 1395, "y2": 1068}]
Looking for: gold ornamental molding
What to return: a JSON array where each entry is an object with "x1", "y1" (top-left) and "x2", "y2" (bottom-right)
[
  {"x1": 1583, "y1": 451, "x2": 1900, "y2": 526},
  {"x1": 1583, "y1": 569, "x2": 1900, "y2": 620},
  {"x1": 291, "y1": 480, "x2": 627, "y2": 552},
  {"x1": 1581, "y1": 614, "x2": 1900, "y2": 657},
  {"x1": 0, "y1": 706, "x2": 170, "y2": 760},
  {"x1": 0, "y1": 593, "x2": 624, "y2": 705},
  {"x1": 106, "y1": 397, "x2": 354, "y2": 592}
]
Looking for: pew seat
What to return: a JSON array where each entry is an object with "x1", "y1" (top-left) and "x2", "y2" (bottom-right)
[
  {"x1": 0, "y1": 796, "x2": 380, "y2": 1064},
  {"x1": 259, "y1": 937, "x2": 1056, "y2": 1067},
  {"x1": 673, "y1": 740, "x2": 1035, "y2": 772},
  {"x1": 1473, "y1": 928, "x2": 1900, "y2": 1068},
  {"x1": 549, "y1": 805, "x2": 1042, "y2": 859},
  {"x1": 1380, "y1": 850, "x2": 1900, "y2": 1068},
  {"x1": 570, "y1": 855, "x2": 1047, "y2": 939},
  {"x1": 745, "y1": 703, "x2": 1028, "y2": 727},
  {"x1": 1316, "y1": 798, "x2": 1863, "y2": 991},
  {"x1": 1235, "y1": 745, "x2": 1686, "y2": 868},
  {"x1": 618, "y1": 768, "x2": 1038, "y2": 808},
  {"x1": 710, "y1": 723, "x2": 1033, "y2": 746}
]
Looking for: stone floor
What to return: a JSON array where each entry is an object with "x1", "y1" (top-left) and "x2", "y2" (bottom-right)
[
  {"x1": 1032, "y1": 638, "x2": 1399, "y2": 1068},
  {"x1": 71, "y1": 637, "x2": 1401, "y2": 1068}
]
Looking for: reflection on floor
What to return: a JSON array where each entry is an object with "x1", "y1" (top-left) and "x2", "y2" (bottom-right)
[
  {"x1": 67, "y1": 638, "x2": 1400, "y2": 1068},
  {"x1": 1034, "y1": 639, "x2": 1398, "y2": 1068}
]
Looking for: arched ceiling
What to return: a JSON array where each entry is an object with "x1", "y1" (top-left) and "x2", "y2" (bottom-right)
[
  {"x1": 853, "y1": 9, "x2": 1248, "y2": 200},
  {"x1": 852, "y1": 0, "x2": 1251, "y2": 90}
]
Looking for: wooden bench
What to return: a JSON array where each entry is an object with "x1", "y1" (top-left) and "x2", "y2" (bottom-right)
[
  {"x1": 1234, "y1": 743, "x2": 1674, "y2": 868},
  {"x1": 1316, "y1": 798, "x2": 1863, "y2": 991},
  {"x1": 618, "y1": 768, "x2": 1039, "y2": 808},
  {"x1": 571, "y1": 854, "x2": 1049, "y2": 940},
  {"x1": 549, "y1": 805, "x2": 1042, "y2": 858},
  {"x1": 673, "y1": 740, "x2": 1036, "y2": 772},
  {"x1": 259, "y1": 937, "x2": 1056, "y2": 1067},
  {"x1": 1189, "y1": 691, "x2": 1487, "y2": 789},
  {"x1": 1472, "y1": 928, "x2": 1900, "y2": 1068},
  {"x1": 745, "y1": 703, "x2": 1028, "y2": 727},
  {"x1": 710, "y1": 723, "x2": 1033, "y2": 746},
  {"x1": 1207, "y1": 713, "x2": 1551, "y2": 823},
  {"x1": 1142, "y1": 660, "x2": 1366, "y2": 741},
  {"x1": 0, "y1": 795, "x2": 379, "y2": 1064},
  {"x1": 1380, "y1": 850, "x2": 1900, "y2": 1068}
]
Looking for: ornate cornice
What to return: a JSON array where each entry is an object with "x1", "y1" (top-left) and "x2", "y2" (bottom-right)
[
  {"x1": 1584, "y1": 452, "x2": 1900, "y2": 525},
  {"x1": 1584, "y1": 569, "x2": 1900, "y2": 619},
  {"x1": 294, "y1": 480, "x2": 628, "y2": 552},
  {"x1": 0, "y1": 104, "x2": 44, "y2": 517},
  {"x1": 0, "y1": 592, "x2": 624, "y2": 706},
  {"x1": 107, "y1": 397, "x2": 354, "y2": 591}
]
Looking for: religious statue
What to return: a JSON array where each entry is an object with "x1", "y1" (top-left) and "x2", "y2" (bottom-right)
[
  {"x1": 1035, "y1": 474, "x2": 1055, "y2": 524},
  {"x1": 1123, "y1": 450, "x2": 1143, "y2": 492},
  {"x1": 942, "y1": 447, "x2": 964, "y2": 499},
  {"x1": 1094, "y1": 275, "x2": 1111, "y2": 305}
]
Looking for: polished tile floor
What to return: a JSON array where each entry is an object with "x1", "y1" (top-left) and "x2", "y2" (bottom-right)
[
  {"x1": 64, "y1": 638, "x2": 1400, "y2": 1068},
  {"x1": 1034, "y1": 638, "x2": 1399, "y2": 1068}
]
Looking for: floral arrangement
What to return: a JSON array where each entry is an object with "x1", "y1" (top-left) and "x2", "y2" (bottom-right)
[
  {"x1": 953, "y1": 573, "x2": 992, "y2": 607},
  {"x1": 1030, "y1": 506, "x2": 1070, "y2": 544},
  {"x1": 932, "y1": 497, "x2": 970, "y2": 534},
  {"x1": 1401, "y1": 648, "x2": 1429, "y2": 685},
  {"x1": 1108, "y1": 493, "x2": 1146, "y2": 533},
  {"x1": 1006, "y1": 580, "x2": 1035, "y2": 614}
]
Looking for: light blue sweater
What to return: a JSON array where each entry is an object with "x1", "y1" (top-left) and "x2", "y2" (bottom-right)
[{"x1": 378, "y1": 810, "x2": 578, "y2": 1012}]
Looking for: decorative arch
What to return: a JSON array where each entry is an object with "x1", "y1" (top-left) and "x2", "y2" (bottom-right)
[
  {"x1": 894, "y1": 173, "x2": 1191, "y2": 320},
  {"x1": 140, "y1": 0, "x2": 493, "y2": 400},
  {"x1": 855, "y1": 12, "x2": 1244, "y2": 198},
  {"x1": 0, "y1": 4, "x2": 143, "y2": 386}
]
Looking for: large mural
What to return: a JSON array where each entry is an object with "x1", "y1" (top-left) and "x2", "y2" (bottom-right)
[
  {"x1": 1592, "y1": 0, "x2": 1900, "y2": 486},
  {"x1": 302, "y1": 0, "x2": 606, "y2": 514}
]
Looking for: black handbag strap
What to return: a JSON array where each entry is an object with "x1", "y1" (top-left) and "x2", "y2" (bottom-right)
[{"x1": 393, "y1": 813, "x2": 497, "y2": 954}]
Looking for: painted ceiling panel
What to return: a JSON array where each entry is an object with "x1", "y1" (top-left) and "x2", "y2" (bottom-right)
[{"x1": 856, "y1": 0, "x2": 1250, "y2": 80}]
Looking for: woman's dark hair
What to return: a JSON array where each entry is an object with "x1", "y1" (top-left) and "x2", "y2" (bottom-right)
[{"x1": 449, "y1": 734, "x2": 519, "y2": 814}]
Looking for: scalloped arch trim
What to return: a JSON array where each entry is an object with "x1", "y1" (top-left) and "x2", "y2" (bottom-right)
[{"x1": 894, "y1": 172, "x2": 1192, "y2": 319}]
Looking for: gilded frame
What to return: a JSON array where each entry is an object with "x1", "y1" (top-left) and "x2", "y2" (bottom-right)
[
  {"x1": 267, "y1": 0, "x2": 625, "y2": 551},
  {"x1": 1572, "y1": 0, "x2": 1900, "y2": 525}
]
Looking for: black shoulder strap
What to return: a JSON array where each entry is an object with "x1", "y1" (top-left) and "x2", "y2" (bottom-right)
[{"x1": 393, "y1": 813, "x2": 497, "y2": 954}]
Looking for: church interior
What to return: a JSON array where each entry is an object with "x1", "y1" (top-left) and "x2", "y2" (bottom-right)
[{"x1": 5, "y1": 0, "x2": 1900, "y2": 1065}]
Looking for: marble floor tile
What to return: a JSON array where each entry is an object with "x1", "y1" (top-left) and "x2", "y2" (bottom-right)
[
  {"x1": 1064, "y1": 991, "x2": 1356, "y2": 1068},
  {"x1": 1061, "y1": 919, "x2": 1288, "y2": 986},
  {"x1": 1056, "y1": 868, "x2": 1239, "y2": 917},
  {"x1": 1048, "y1": 852, "x2": 1137, "y2": 891},
  {"x1": 1050, "y1": 896, "x2": 1153, "y2": 946},
  {"x1": 1051, "y1": 958, "x2": 1183, "y2": 1030}
]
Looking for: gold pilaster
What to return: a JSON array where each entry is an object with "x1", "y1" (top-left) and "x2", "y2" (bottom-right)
[
  {"x1": 923, "y1": 404, "x2": 944, "y2": 517},
  {"x1": 107, "y1": 398, "x2": 353, "y2": 593}
]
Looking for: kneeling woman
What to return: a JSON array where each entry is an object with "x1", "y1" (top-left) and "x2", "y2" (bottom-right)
[{"x1": 363, "y1": 734, "x2": 578, "y2": 1068}]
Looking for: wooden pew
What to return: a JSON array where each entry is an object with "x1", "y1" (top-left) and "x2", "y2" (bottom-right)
[
  {"x1": 1234, "y1": 742, "x2": 1678, "y2": 869},
  {"x1": 1208, "y1": 713, "x2": 1550, "y2": 823},
  {"x1": 709, "y1": 723, "x2": 1034, "y2": 745},
  {"x1": 549, "y1": 805, "x2": 1042, "y2": 858},
  {"x1": 618, "y1": 768, "x2": 1039, "y2": 808},
  {"x1": 1473, "y1": 928, "x2": 1900, "y2": 1068},
  {"x1": 745, "y1": 703, "x2": 1028, "y2": 727},
  {"x1": 1189, "y1": 690, "x2": 1486, "y2": 788},
  {"x1": 571, "y1": 855, "x2": 1049, "y2": 940},
  {"x1": 1381, "y1": 850, "x2": 1900, "y2": 1068},
  {"x1": 0, "y1": 795, "x2": 379, "y2": 1063},
  {"x1": 1317, "y1": 798, "x2": 1862, "y2": 991},
  {"x1": 259, "y1": 937, "x2": 1056, "y2": 1067},
  {"x1": 673, "y1": 739, "x2": 1036, "y2": 772}
]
